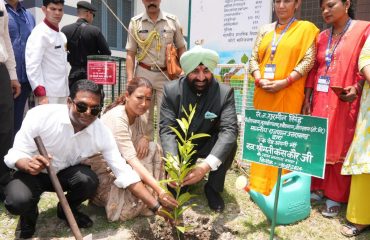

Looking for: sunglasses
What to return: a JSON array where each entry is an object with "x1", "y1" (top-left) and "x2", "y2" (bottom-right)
[{"x1": 72, "y1": 100, "x2": 101, "y2": 116}]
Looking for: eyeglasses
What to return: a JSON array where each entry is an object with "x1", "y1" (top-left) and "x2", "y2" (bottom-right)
[
  {"x1": 72, "y1": 100, "x2": 101, "y2": 116},
  {"x1": 90, "y1": 11, "x2": 95, "y2": 17}
]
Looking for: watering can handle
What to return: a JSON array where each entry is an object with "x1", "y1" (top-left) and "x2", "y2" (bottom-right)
[{"x1": 280, "y1": 171, "x2": 300, "y2": 182}]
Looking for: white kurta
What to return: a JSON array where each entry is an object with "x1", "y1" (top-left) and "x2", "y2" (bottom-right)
[{"x1": 26, "y1": 21, "x2": 69, "y2": 97}]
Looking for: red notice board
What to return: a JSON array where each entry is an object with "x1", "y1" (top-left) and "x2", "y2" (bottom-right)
[{"x1": 87, "y1": 60, "x2": 116, "y2": 85}]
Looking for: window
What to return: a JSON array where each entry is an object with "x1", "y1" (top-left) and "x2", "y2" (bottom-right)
[{"x1": 91, "y1": 0, "x2": 133, "y2": 51}]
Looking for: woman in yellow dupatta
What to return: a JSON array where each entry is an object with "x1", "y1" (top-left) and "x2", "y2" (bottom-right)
[{"x1": 248, "y1": 0, "x2": 319, "y2": 195}]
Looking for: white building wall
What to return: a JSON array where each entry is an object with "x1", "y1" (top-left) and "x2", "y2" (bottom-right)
[{"x1": 134, "y1": 0, "x2": 189, "y2": 37}]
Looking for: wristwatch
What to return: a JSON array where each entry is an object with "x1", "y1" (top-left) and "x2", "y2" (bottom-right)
[{"x1": 149, "y1": 202, "x2": 161, "y2": 213}]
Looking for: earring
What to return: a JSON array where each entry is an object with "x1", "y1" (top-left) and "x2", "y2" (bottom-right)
[{"x1": 345, "y1": 8, "x2": 348, "y2": 13}]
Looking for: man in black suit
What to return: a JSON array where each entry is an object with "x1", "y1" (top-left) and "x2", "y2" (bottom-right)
[
  {"x1": 61, "y1": 1, "x2": 111, "y2": 88},
  {"x1": 159, "y1": 45, "x2": 238, "y2": 212}
]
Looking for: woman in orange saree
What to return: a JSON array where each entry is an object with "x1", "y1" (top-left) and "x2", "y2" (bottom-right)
[
  {"x1": 302, "y1": 0, "x2": 370, "y2": 217},
  {"x1": 248, "y1": 0, "x2": 319, "y2": 195}
]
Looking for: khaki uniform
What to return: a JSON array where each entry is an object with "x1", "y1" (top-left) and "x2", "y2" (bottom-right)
[{"x1": 126, "y1": 10, "x2": 186, "y2": 138}]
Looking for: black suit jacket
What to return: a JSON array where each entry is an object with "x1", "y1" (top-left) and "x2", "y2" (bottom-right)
[{"x1": 159, "y1": 77, "x2": 238, "y2": 163}]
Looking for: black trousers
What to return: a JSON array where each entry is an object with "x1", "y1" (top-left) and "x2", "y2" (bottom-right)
[
  {"x1": 205, "y1": 142, "x2": 237, "y2": 192},
  {"x1": 4, "y1": 164, "x2": 98, "y2": 217},
  {"x1": 0, "y1": 63, "x2": 14, "y2": 187}
]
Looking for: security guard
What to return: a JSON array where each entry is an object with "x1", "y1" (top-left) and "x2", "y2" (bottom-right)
[
  {"x1": 62, "y1": 1, "x2": 111, "y2": 88},
  {"x1": 126, "y1": 0, "x2": 186, "y2": 138}
]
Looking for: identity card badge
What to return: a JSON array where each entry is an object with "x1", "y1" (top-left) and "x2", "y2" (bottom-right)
[
  {"x1": 264, "y1": 64, "x2": 276, "y2": 79},
  {"x1": 317, "y1": 76, "x2": 330, "y2": 92}
]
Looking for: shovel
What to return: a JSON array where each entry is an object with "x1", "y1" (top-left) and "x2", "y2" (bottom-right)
[{"x1": 34, "y1": 136, "x2": 92, "y2": 240}]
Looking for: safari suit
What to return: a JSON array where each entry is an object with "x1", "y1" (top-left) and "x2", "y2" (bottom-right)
[
  {"x1": 159, "y1": 77, "x2": 238, "y2": 192},
  {"x1": 126, "y1": 10, "x2": 186, "y2": 137}
]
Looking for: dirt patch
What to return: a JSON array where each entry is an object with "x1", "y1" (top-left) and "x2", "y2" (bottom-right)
[{"x1": 131, "y1": 209, "x2": 237, "y2": 240}]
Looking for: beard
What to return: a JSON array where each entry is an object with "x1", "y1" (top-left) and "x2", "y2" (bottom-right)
[{"x1": 188, "y1": 77, "x2": 212, "y2": 94}]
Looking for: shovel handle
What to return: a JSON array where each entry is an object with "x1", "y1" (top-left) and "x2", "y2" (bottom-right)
[{"x1": 34, "y1": 136, "x2": 84, "y2": 240}]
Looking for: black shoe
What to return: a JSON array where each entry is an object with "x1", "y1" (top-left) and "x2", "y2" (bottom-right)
[
  {"x1": 15, "y1": 207, "x2": 39, "y2": 239},
  {"x1": 204, "y1": 183, "x2": 225, "y2": 212},
  {"x1": 57, "y1": 203, "x2": 93, "y2": 228}
]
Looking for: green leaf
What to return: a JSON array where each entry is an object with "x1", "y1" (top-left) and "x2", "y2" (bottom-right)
[
  {"x1": 188, "y1": 133, "x2": 210, "y2": 141},
  {"x1": 159, "y1": 208, "x2": 174, "y2": 220},
  {"x1": 158, "y1": 178, "x2": 177, "y2": 184},
  {"x1": 169, "y1": 126, "x2": 185, "y2": 144},
  {"x1": 182, "y1": 105, "x2": 189, "y2": 118},
  {"x1": 167, "y1": 169, "x2": 179, "y2": 179},
  {"x1": 179, "y1": 166, "x2": 194, "y2": 181},
  {"x1": 176, "y1": 119, "x2": 187, "y2": 135},
  {"x1": 241, "y1": 53, "x2": 249, "y2": 64},
  {"x1": 176, "y1": 226, "x2": 186, "y2": 233},
  {"x1": 188, "y1": 106, "x2": 196, "y2": 124},
  {"x1": 181, "y1": 117, "x2": 189, "y2": 130},
  {"x1": 178, "y1": 204, "x2": 197, "y2": 216},
  {"x1": 178, "y1": 192, "x2": 197, "y2": 206},
  {"x1": 227, "y1": 59, "x2": 236, "y2": 64}
]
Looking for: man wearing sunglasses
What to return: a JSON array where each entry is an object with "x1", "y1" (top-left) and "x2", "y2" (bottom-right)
[
  {"x1": 62, "y1": 1, "x2": 111, "y2": 89},
  {"x1": 2, "y1": 80, "x2": 164, "y2": 239}
]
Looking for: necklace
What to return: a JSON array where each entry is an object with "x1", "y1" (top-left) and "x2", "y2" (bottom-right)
[{"x1": 332, "y1": 30, "x2": 345, "y2": 37}]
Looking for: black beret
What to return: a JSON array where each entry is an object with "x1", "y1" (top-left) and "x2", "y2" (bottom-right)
[{"x1": 77, "y1": 1, "x2": 97, "y2": 12}]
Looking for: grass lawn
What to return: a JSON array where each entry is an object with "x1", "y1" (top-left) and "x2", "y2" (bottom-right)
[{"x1": 0, "y1": 168, "x2": 369, "y2": 240}]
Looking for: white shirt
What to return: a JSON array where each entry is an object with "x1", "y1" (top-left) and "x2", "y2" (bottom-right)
[
  {"x1": 5, "y1": 104, "x2": 141, "y2": 189},
  {"x1": 26, "y1": 21, "x2": 69, "y2": 97},
  {"x1": 0, "y1": 1, "x2": 17, "y2": 79}
]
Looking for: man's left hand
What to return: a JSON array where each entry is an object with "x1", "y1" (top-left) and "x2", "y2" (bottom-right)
[
  {"x1": 182, "y1": 162, "x2": 211, "y2": 186},
  {"x1": 11, "y1": 80, "x2": 21, "y2": 98}
]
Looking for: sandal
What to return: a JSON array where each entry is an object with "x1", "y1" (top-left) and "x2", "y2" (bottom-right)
[
  {"x1": 341, "y1": 223, "x2": 370, "y2": 237},
  {"x1": 321, "y1": 199, "x2": 341, "y2": 217},
  {"x1": 310, "y1": 191, "x2": 325, "y2": 205}
]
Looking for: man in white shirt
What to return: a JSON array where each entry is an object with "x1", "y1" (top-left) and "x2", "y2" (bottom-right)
[
  {"x1": 3, "y1": 80, "x2": 165, "y2": 239},
  {"x1": 0, "y1": 0, "x2": 20, "y2": 201},
  {"x1": 25, "y1": 0, "x2": 68, "y2": 105}
]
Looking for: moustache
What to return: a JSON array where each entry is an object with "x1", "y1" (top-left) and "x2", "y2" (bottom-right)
[{"x1": 148, "y1": 4, "x2": 157, "y2": 8}]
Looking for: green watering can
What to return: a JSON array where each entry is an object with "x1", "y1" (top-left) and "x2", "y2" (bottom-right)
[{"x1": 248, "y1": 172, "x2": 311, "y2": 225}]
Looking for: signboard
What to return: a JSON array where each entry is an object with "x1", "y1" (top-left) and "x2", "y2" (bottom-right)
[
  {"x1": 242, "y1": 110, "x2": 328, "y2": 178},
  {"x1": 190, "y1": 0, "x2": 272, "y2": 63},
  {"x1": 87, "y1": 60, "x2": 116, "y2": 85}
]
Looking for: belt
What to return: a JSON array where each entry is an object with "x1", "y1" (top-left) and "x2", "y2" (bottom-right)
[{"x1": 138, "y1": 62, "x2": 167, "y2": 72}]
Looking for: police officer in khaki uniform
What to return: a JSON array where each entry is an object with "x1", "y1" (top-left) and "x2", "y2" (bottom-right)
[{"x1": 126, "y1": 0, "x2": 186, "y2": 138}]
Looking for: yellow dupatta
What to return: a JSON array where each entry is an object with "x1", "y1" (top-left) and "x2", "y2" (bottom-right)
[{"x1": 254, "y1": 21, "x2": 319, "y2": 113}]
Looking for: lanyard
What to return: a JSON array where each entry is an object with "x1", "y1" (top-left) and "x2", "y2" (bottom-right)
[
  {"x1": 270, "y1": 17, "x2": 296, "y2": 61},
  {"x1": 324, "y1": 18, "x2": 352, "y2": 74}
]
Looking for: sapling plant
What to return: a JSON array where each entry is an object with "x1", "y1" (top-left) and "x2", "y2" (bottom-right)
[{"x1": 160, "y1": 104, "x2": 210, "y2": 238}]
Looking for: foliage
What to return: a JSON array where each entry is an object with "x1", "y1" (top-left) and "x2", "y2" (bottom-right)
[{"x1": 160, "y1": 104, "x2": 210, "y2": 238}]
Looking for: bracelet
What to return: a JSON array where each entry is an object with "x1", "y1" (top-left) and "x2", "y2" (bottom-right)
[
  {"x1": 149, "y1": 202, "x2": 161, "y2": 213},
  {"x1": 254, "y1": 78, "x2": 261, "y2": 87},
  {"x1": 286, "y1": 75, "x2": 294, "y2": 86}
]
